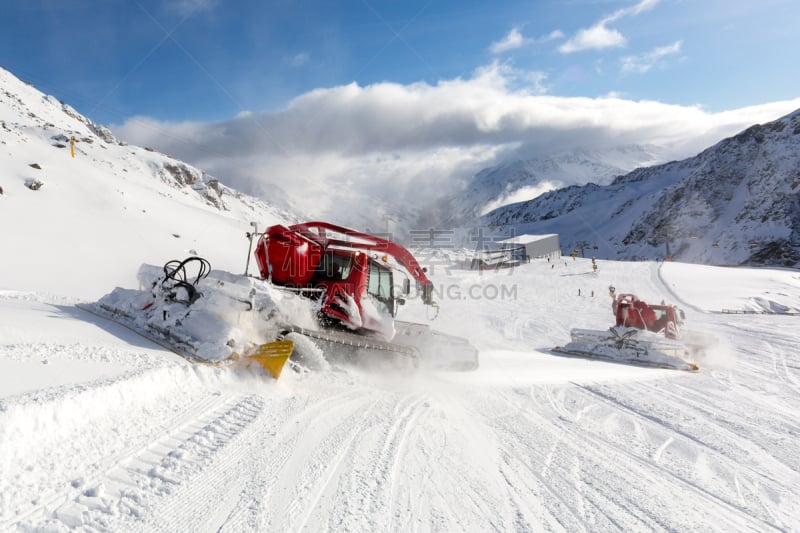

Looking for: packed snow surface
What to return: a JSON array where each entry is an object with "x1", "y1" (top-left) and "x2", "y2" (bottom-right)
[
  {"x1": 2, "y1": 259, "x2": 799, "y2": 532},
  {"x1": 2, "y1": 65, "x2": 799, "y2": 531}
]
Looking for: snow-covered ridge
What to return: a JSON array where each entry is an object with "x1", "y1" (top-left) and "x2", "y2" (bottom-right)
[
  {"x1": 0, "y1": 66, "x2": 297, "y2": 298},
  {"x1": 482, "y1": 108, "x2": 800, "y2": 267},
  {"x1": 0, "y1": 67, "x2": 291, "y2": 215},
  {"x1": 419, "y1": 145, "x2": 665, "y2": 229}
]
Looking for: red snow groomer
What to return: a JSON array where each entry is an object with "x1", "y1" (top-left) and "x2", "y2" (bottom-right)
[
  {"x1": 612, "y1": 293, "x2": 684, "y2": 339},
  {"x1": 254, "y1": 221, "x2": 479, "y2": 371},
  {"x1": 254, "y1": 221, "x2": 434, "y2": 334},
  {"x1": 554, "y1": 293, "x2": 699, "y2": 371}
]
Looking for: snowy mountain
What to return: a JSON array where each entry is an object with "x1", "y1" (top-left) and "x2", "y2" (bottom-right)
[
  {"x1": 0, "y1": 66, "x2": 296, "y2": 297},
  {"x1": 416, "y1": 145, "x2": 664, "y2": 229},
  {"x1": 474, "y1": 147, "x2": 662, "y2": 216},
  {"x1": 2, "y1": 66, "x2": 800, "y2": 532},
  {"x1": 483, "y1": 109, "x2": 800, "y2": 267}
]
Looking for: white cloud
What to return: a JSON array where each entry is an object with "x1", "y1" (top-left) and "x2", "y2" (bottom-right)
[
  {"x1": 491, "y1": 28, "x2": 565, "y2": 54},
  {"x1": 523, "y1": 71, "x2": 549, "y2": 94},
  {"x1": 540, "y1": 29, "x2": 566, "y2": 43},
  {"x1": 559, "y1": 23, "x2": 626, "y2": 53},
  {"x1": 490, "y1": 28, "x2": 530, "y2": 54},
  {"x1": 560, "y1": 0, "x2": 661, "y2": 53},
  {"x1": 286, "y1": 53, "x2": 310, "y2": 67},
  {"x1": 112, "y1": 62, "x2": 800, "y2": 228},
  {"x1": 605, "y1": 0, "x2": 661, "y2": 23},
  {"x1": 621, "y1": 40, "x2": 683, "y2": 73}
]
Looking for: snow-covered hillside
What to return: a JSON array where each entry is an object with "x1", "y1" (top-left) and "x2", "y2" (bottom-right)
[
  {"x1": 483, "y1": 109, "x2": 800, "y2": 268},
  {"x1": 0, "y1": 67, "x2": 295, "y2": 298},
  {"x1": 2, "y1": 66, "x2": 800, "y2": 532}
]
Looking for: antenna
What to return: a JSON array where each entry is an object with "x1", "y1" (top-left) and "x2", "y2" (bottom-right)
[{"x1": 244, "y1": 221, "x2": 258, "y2": 276}]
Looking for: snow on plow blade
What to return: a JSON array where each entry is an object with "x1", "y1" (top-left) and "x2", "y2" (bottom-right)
[
  {"x1": 554, "y1": 327, "x2": 698, "y2": 372},
  {"x1": 393, "y1": 321, "x2": 479, "y2": 371},
  {"x1": 80, "y1": 301, "x2": 295, "y2": 381},
  {"x1": 244, "y1": 340, "x2": 293, "y2": 380}
]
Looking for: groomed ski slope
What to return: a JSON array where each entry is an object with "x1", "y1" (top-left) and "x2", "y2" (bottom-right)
[{"x1": 1, "y1": 258, "x2": 799, "y2": 532}]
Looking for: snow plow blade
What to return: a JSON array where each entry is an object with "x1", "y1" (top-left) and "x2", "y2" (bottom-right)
[
  {"x1": 79, "y1": 302, "x2": 294, "y2": 381},
  {"x1": 553, "y1": 327, "x2": 698, "y2": 372},
  {"x1": 243, "y1": 340, "x2": 293, "y2": 380}
]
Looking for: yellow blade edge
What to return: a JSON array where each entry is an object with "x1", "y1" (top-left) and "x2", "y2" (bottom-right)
[{"x1": 245, "y1": 340, "x2": 294, "y2": 380}]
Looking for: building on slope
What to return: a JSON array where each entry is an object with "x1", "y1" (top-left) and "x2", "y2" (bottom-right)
[
  {"x1": 468, "y1": 233, "x2": 561, "y2": 270},
  {"x1": 498, "y1": 234, "x2": 562, "y2": 262}
]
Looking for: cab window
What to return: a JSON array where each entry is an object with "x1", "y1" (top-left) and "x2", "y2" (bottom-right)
[
  {"x1": 317, "y1": 252, "x2": 353, "y2": 281},
  {"x1": 368, "y1": 261, "x2": 394, "y2": 314}
]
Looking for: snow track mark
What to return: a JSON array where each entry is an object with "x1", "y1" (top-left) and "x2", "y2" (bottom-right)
[
  {"x1": 563, "y1": 382, "x2": 791, "y2": 531},
  {"x1": 20, "y1": 393, "x2": 264, "y2": 532}
]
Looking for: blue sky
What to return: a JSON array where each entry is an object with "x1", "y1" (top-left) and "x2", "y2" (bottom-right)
[
  {"x1": 3, "y1": 0, "x2": 800, "y2": 225},
  {"x1": 3, "y1": 0, "x2": 799, "y2": 124}
]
